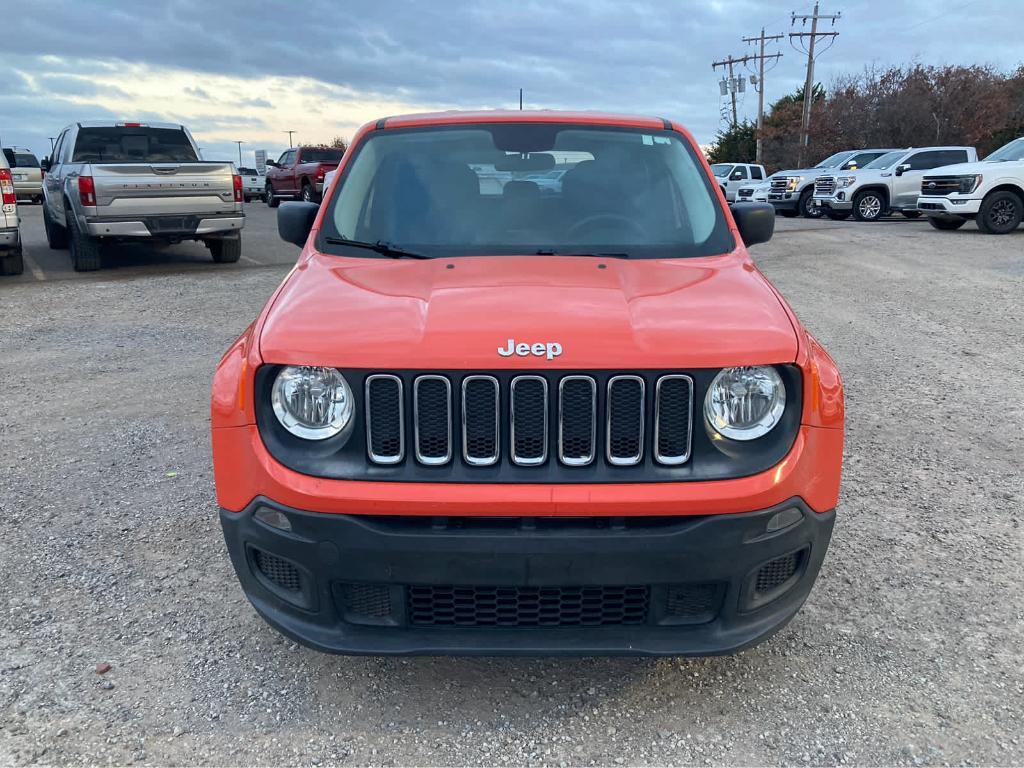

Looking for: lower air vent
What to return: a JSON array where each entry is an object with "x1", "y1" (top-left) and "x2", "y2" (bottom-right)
[
  {"x1": 662, "y1": 583, "x2": 722, "y2": 625},
  {"x1": 754, "y1": 548, "x2": 807, "y2": 596},
  {"x1": 252, "y1": 549, "x2": 301, "y2": 592},
  {"x1": 339, "y1": 583, "x2": 393, "y2": 618}
]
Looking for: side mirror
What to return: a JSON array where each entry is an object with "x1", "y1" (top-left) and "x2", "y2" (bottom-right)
[
  {"x1": 894, "y1": 163, "x2": 911, "y2": 176},
  {"x1": 731, "y1": 202, "x2": 775, "y2": 247},
  {"x1": 278, "y1": 201, "x2": 319, "y2": 247},
  {"x1": 266, "y1": 160, "x2": 278, "y2": 168},
  {"x1": 40, "y1": 158, "x2": 51, "y2": 172},
  {"x1": 730, "y1": 172, "x2": 744, "y2": 181}
]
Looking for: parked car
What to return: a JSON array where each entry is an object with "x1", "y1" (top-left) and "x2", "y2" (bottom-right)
[
  {"x1": 768, "y1": 149, "x2": 896, "y2": 219},
  {"x1": 917, "y1": 137, "x2": 1024, "y2": 234},
  {"x1": 212, "y1": 110, "x2": 844, "y2": 657},
  {"x1": 736, "y1": 175, "x2": 776, "y2": 204},
  {"x1": 2, "y1": 146, "x2": 44, "y2": 203},
  {"x1": 41, "y1": 121, "x2": 245, "y2": 271},
  {"x1": 710, "y1": 162, "x2": 767, "y2": 202},
  {"x1": 264, "y1": 146, "x2": 344, "y2": 206},
  {"x1": 238, "y1": 166, "x2": 265, "y2": 202},
  {"x1": 0, "y1": 150, "x2": 24, "y2": 275},
  {"x1": 813, "y1": 146, "x2": 978, "y2": 222}
]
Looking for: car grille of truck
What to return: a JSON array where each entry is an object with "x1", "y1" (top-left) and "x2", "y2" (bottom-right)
[
  {"x1": 737, "y1": 188, "x2": 753, "y2": 199},
  {"x1": 364, "y1": 372, "x2": 693, "y2": 468},
  {"x1": 920, "y1": 176, "x2": 961, "y2": 197},
  {"x1": 814, "y1": 176, "x2": 836, "y2": 195},
  {"x1": 406, "y1": 584, "x2": 650, "y2": 627},
  {"x1": 770, "y1": 177, "x2": 790, "y2": 193}
]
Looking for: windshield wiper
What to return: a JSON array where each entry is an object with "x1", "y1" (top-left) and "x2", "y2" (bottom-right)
[
  {"x1": 323, "y1": 237, "x2": 432, "y2": 259},
  {"x1": 534, "y1": 249, "x2": 631, "y2": 258}
]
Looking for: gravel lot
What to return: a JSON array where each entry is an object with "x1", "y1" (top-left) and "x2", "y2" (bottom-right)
[{"x1": 1, "y1": 205, "x2": 1022, "y2": 766}]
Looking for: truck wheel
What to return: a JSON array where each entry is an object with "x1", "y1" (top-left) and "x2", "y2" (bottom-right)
[
  {"x1": 67, "y1": 212, "x2": 102, "y2": 271},
  {"x1": 209, "y1": 234, "x2": 242, "y2": 263},
  {"x1": 265, "y1": 183, "x2": 279, "y2": 208},
  {"x1": 300, "y1": 181, "x2": 317, "y2": 204},
  {"x1": 43, "y1": 204, "x2": 68, "y2": 249},
  {"x1": 0, "y1": 247, "x2": 24, "y2": 276},
  {"x1": 825, "y1": 210, "x2": 851, "y2": 221},
  {"x1": 852, "y1": 190, "x2": 886, "y2": 222},
  {"x1": 976, "y1": 190, "x2": 1023, "y2": 234},
  {"x1": 901, "y1": 211, "x2": 922, "y2": 219},
  {"x1": 927, "y1": 217, "x2": 966, "y2": 231},
  {"x1": 799, "y1": 188, "x2": 821, "y2": 218}
]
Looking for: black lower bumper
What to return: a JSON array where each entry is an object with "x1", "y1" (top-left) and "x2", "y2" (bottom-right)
[
  {"x1": 220, "y1": 498, "x2": 835, "y2": 656},
  {"x1": 768, "y1": 194, "x2": 799, "y2": 212}
]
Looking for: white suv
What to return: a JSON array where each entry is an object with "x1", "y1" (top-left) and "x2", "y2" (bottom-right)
[
  {"x1": 0, "y1": 150, "x2": 23, "y2": 276},
  {"x1": 917, "y1": 137, "x2": 1024, "y2": 234}
]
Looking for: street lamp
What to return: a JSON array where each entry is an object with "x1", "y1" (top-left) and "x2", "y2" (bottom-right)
[
  {"x1": 233, "y1": 140, "x2": 244, "y2": 167},
  {"x1": 48, "y1": 137, "x2": 56, "y2": 151},
  {"x1": 283, "y1": 130, "x2": 296, "y2": 148}
]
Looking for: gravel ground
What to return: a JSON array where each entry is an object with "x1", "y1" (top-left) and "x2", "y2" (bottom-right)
[{"x1": 1, "y1": 208, "x2": 1022, "y2": 766}]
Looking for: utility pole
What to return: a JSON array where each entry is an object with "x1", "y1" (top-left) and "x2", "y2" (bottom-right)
[
  {"x1": 283, "y1": 130, "x2": 296, "y2": 148},
  {"x1": 233, "y1": 140, "x2": 244, "y2": 167},
  {"x1": 711, "y1": 54, "x2": 753, "y2": 128},
  {"x1": 519, "y1": 88, "x2": 523, "y2": 110},
  {"x1": 48, "y1": 137, "x2": 56, "y2": 151},
  {"x1": 742, "y1": 29, "x2": 784, "y2": 164},
  {"x1": 790, "y1": 2, "x2": 840, "y2": 166}
]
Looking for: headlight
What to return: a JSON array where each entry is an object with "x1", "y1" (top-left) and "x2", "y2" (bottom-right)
[
  {"x1": 271, "y1": 366, "x2": 354, "y2": 440},
  {"x1": 837, "y1": 176, "x2": 856, "y2": 188},
  {"x1": 956, "y1": 174, "x2": 982, "y2": 194},
  {"x1": 704, "y1": 366, "x2": 786, "y2": 441},
  {"x1": 786, "y1": 176, "x2": 803, "y2": 192}
]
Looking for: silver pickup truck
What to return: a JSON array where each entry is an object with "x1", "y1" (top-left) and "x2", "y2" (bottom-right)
[{"x1": 41, "y1": 121, "x2": 245, "y2": 271}]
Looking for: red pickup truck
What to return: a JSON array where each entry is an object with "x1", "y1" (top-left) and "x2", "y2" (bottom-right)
[{"x1": 265, "y1": 146, "x2": 344, "y2": 206}]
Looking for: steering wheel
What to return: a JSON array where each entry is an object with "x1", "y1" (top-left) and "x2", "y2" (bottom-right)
[{"x1": 567, "y1": 213, "x2": 646, "y2": 241}]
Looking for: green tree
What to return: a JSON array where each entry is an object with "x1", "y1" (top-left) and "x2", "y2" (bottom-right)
[{"x1": 706, "y1": 120, "x2": 757, "y2": 164}]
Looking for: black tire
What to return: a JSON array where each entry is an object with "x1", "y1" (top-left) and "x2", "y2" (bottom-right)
[
  {"x1": 300, "y1": 181, "x2": 317, "y2": 204},
  {"x1": 927, "y1": 217, "x2": 967, "y2": 231},
  {"x1": 265, "y1": 183, "x2": 279, "y2": 208},
  {"x1": 901, "y1": 210, "x2": 922, "y2": 219},
  {"x1": 0, "y1": 248, "x2": 24, "y2": 276},
  {"x1": 778, "y1": 209, "x2": 799, "y2": 218},
  {"x1": 976, "y1": 190, "x2": 1023, "y2": 234},
  {"x1": 799, "y1": 188, "x2": 821, "y2": 218},
  {"x1": 825, "y1": 210, "x2": 851, "y2": 221},
  {"x1": 852, "y1": 190, "x2": 886, "y2": 222},
  {"x1": 209, "y1": 234, "x2": 242, "y2": 263},
  {"x1": 67, "y1": 211, "x2": 102, "y2": 271},
  {"x1": 43, "y1": 204, "x2": 68, "y2": 249},
  {"x1": 33, "y1": 195, "x2": 44, "y2": 205}
]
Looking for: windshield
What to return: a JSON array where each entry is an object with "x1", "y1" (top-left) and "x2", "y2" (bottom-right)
[
  {"x1": 301, "y1": 148, "x2": 344, "y2": 164},
  {"x1": 72, "y1": 127, "x2": 199, "y2": 163},
  {"x1": 320, "y1": 123, "x2": 733, "y2": 259},
  {"x1": 815, "y1": 151, "x2": 855, "y2": 168},
  {"x1": 863, "y1": 150, "x2": 906, "y2": 170},
  {"x1": 709, "y1": 163, "x2": 733, "y2": 177},
  {"x1": 985, "y1": 138, "x2": 1024, "y2": 162}
]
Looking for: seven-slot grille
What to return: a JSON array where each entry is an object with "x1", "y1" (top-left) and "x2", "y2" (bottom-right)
[
  {"x1": 814, "y1": 176, "x2": 836, "y2": 196},
  {"x1": 365, "y1": 373, "x2": 693, "y2": 469},
  {"x1": 920, "y1": 176, "x2": 963, "y2": 196}
]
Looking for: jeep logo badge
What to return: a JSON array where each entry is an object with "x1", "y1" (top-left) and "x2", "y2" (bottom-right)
[{"x1": 497, "y1": 339, "x2": 563, "y2": 360}]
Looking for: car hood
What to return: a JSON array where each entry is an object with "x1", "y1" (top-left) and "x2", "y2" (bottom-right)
[
  {"x1": 258, "y1": 252, "x2": 799, "y2": 369},
  {"x1": 927, "y1": 160, "x2": 1023, "y2": 175}
]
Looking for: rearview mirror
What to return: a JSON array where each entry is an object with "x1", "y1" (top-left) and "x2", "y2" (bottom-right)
[
  {"x1": 278, "y1": 201, "x2": 319, "y2": 247},
  {"x1": 730, "y1": 202, "x2": 775, "y2": 247}
]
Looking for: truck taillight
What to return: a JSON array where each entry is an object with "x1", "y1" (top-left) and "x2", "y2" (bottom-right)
[
  {"x1": 0, "y1": 169, "x2": 15, "y2": 206},
  {"x1": 232, "y1": 174, "x2": 243, "y2": 203},
  {"x1": 78, "y1": 175, "x2": 96, "y2": 206},
  {"x1": 316, "y1": 167, "x2": 326, "y2": 179}
]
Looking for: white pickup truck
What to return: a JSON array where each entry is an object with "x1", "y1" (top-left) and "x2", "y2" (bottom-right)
[
  {"x1": 709, "y1": 162, "x2": 767, "y2": 202},
  {"x1": 813, "y1": 146, "x2": 977, "y2": 222},
  {"x1": 42, "y1": 121, "x2": 245, "y2": 271},
  {"x1": 917, "y1": 137, "x2": 1024, "y2": 234}
]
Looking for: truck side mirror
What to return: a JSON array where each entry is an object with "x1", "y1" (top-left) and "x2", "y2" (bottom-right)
[
  {"x1": 894, "y1": 163, "x2": 911, "y2": 177},
  {"x1": 40, "y1": 158, "x2": 51, "y2": 172},
  {"x1": 278, "y1": 201, "x2": 319, "y2": 247},
  {"x1": 730, "y1": 202, "x2": 774, "y2": 247}
]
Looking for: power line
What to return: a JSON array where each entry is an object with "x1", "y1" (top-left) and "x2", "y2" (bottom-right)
[
  {"x1": 742, "y1": 29, "x2": 784, "y2": 164},
  {"x1": 790, "y1": 2, "x2": 840, "y2": 167}
]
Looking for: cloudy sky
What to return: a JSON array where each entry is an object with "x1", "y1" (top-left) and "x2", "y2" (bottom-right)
[{"x1": 1, "y1": 0, "x2": 1018, "y2": 165}]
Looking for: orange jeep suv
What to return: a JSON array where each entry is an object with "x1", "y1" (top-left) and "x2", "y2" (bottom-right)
[{"x1": 211, "y1": 111, "x2": 844, "y2": 655}]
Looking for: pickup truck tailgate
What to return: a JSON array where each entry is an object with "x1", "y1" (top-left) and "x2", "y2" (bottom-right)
[{"x1": 90, "y1": 163, "x2": 237, "y2": 216}]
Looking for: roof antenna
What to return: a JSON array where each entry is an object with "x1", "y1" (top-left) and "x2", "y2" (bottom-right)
[{"x1": 519, "y1": 88, "x2": 523, "y2": 110}]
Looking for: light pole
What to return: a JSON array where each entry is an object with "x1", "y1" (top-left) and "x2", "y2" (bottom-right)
[
  {"x1": 283, "y1": 130, "x2": 296, "y2": 148},
  {"x1": 234, "y1": 140, "x2": 244, "y2": 167},
  {"x1": 48, "y1": 137, "x2": 56, "y2": 151}
]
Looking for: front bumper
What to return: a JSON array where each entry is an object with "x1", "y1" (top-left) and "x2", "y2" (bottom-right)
[
  {"x1": 86, "y1": 214, "x2": 245, "y2": 238},
  {"x1": 813, "y1": 195, "x2": 852, "y2": 212},
  {"x1": 918, "y1": 196, "x2": 981, "y2": 216},
  {"x1": 767, "y1": 191, "x2": 800, "y2": 211},
  {"x1": 221, "y1": 496, "x2": 835, "y2": 656}
]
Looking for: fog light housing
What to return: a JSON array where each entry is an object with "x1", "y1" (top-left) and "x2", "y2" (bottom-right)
[{"x1": 254, "y1": 506, "x2": 292, "y2": 531}]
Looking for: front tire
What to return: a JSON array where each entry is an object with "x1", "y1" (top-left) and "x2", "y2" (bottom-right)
[
  {"x1": 799, "y1": 188, "x2": 821, "y2": 218},
  {"x1": 927, "y1": 217, "x2": 967, "y2": 231},
  {"x1": 67, "y1": 211, "x2": 102, "y2": 271},
  {"x1": 853, "y1": 190, "x2": 886, "y2": 222},
  {"x1": 209, "y1": 234, "x2": 242, "y2": 263},
  {"x1": 0, "y1": 247, "x2": 24, "y2": 276},
  {"x1": 265, "y1": 183, "x2": 279, "y2": 208},
  {"x1": 43, "y1": 204, "x2": 68, "y2": 249},
  {"x1": 976, "y1": 190, "x2": 1023, "y2": 234}
]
